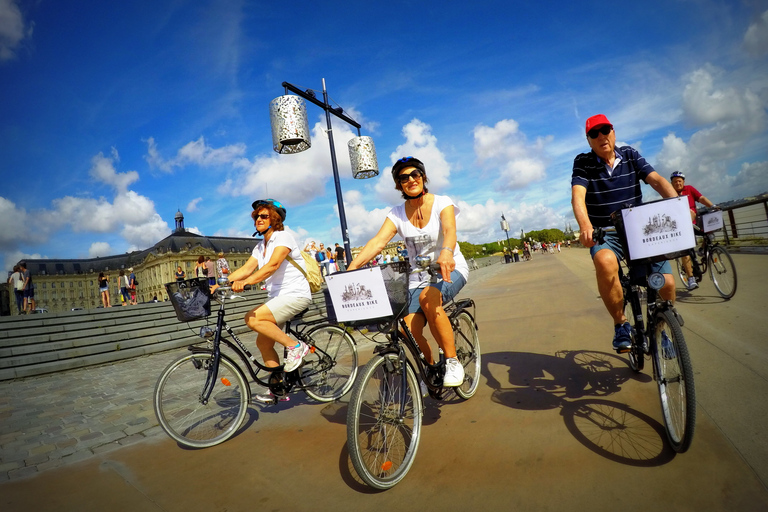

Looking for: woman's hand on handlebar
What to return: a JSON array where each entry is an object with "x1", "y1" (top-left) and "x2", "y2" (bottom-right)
[
  {"x1": 436, "y1": 251, "x2": 455, "y2": 283},
  {"x1": 230, "y1": 280, "x2": 247, "y2": 293}
]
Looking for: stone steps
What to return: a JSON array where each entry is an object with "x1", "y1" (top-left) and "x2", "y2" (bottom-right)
[{"x1": 0, "y1": 288, "x2": 329, "y2": 381}]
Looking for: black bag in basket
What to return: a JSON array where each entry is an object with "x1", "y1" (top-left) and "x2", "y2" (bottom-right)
[{"x1": 165, "y1": 278, "x2": 211, "y2": 322}]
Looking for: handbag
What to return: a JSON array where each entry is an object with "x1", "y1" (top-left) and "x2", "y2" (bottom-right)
[{"x1": 287, "y1": 252, "x2": 324, "y2": 293}]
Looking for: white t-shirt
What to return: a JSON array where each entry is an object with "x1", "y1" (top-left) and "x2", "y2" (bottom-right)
[
  {"x1": 386, "y1": 194, "x2": 469, "y2": 289},
  {"x1": 253, "y1": 231, "x2": 311, "y2": 300}
]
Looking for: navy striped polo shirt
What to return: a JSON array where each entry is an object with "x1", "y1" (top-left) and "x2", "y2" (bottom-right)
[{"x1": 571, "y1": 145, "x2": 656, "y2": 227}]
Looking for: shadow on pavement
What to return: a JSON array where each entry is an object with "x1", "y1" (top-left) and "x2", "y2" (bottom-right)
[{"x1": 483, "y1": 350, "x2": 676, "y2": 466}]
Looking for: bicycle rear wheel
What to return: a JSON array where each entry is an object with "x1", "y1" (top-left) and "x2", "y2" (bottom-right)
[
  {"x1": 301, "y1": 324, "x2": 358, "y2": 402},
  {"x1": 709, "y1": 246, "x2": 737, "y2": 299},
  {"x1": 453, "y1": 311, "x2": 481, "y2": 399},
  {"x1": 347, "y1": 352, "x2": 422, "y2": 490},
  {"x1": 154, "y1": 352, "x2": 249, "y2": 448},
  {"x1": 652, "y1": 309, "x2": 696, "y2": 453}
]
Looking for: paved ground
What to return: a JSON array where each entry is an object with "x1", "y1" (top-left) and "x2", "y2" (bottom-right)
[{"x1": 1, "y1": 249, "x2": 767, "y2": 511}]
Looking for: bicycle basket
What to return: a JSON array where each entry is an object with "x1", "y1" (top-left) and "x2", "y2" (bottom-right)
[
  {"x1": 165, "y1": 278, "x2": 211, "y2": 322},
  {"x1": 324, "y1": 261, "x2": 410, "y2": 326}
]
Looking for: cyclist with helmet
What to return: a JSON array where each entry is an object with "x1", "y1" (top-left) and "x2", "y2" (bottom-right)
[
  {"x1": 670, "y1": 171, "x2": 717, "y2": 290},
  {"x1": 215, "y1": 199, "x2": 313, "y2": 401},
  {"x1": 347, "y1": 156, "x2": 470, "y2": 387}
]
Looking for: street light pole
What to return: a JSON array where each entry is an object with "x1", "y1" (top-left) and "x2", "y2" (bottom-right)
[{"x1": 277, "y1": 80, "x2": 364, "y2": 265}]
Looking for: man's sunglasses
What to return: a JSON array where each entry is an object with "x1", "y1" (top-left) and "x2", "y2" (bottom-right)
[
  {"x1": 588, "y1": 125, "x2": 612, "y2": 139},
  {"x1": 398, "y1": 169, "x2": 423, "y2": 183}
]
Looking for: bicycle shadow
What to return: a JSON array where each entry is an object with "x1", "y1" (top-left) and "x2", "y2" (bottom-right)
[
  {"x1": 676, "y1": 290, "x2": 728, "y2": 304},
  {"x1": 482, "y1": 350, "x2": 675, "y2": 466}
]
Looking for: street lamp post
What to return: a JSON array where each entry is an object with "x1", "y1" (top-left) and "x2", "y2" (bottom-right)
[
  {"x1": 269, "y1": 79, "x2": 378, "y2": 265},
  {"x1": 500, "y1": 213, "x2": 512, "y2": 262}
]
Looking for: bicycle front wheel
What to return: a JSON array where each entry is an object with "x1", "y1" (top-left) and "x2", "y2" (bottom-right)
[
  {"x1": 709, "y1": 246, "x2": 737, "y2": 299},
  {"x1": 675, "y1": 258, "x2": 688, "y2": 287},
  {"x1": 652, "y1": 309, "x2": 696, "y2": 453},
  {"x1": 154, "y1": 352, "x2": 249, "y2": 449},
  {"x1": 454, "y1": 311, "x2": 481, "y2": 399},
  {"x1": 347, "y1": 352, "x2": 422, "y2": 490},
  {"x1": 301, "y1": 324, "x2": 358, "y2": 402}
]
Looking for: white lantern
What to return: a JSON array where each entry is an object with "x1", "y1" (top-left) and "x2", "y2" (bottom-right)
[
  {"x1": 269, "y1": 95, "x2": 311, "y2": 154},
  {"x1": 348, "y1": 136, "x2": 379, "y2": 179}
]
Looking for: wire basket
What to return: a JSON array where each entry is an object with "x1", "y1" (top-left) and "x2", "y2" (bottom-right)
[
  {"x1": 324, "y1": 261, "x2": 410, "y2": 327},
  {"x1": 165, "y1": 278, "x2": 211, "y2": 322}
]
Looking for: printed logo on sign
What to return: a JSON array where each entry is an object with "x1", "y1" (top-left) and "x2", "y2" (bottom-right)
[
  {"x1": 706, "y1": 217, "x2": 719, "y2": 227},
  {"x1": 641, "y1": 214, "x2": 684, "y2": 245},
  {"x1": 340, "y1": 282, "x2": 379, "y2": 310}
]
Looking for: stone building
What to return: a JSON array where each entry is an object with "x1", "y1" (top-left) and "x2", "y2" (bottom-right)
[{"x1": 10, "y1": 211, "x2": 256, "y2": 315}]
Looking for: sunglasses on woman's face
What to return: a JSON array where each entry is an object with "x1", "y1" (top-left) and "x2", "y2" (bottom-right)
[
  {"x1": 398, "y1": 169, "x2": 423, "y2": 183},
  {"x1": 255, "y1": 214, "x2": 270, "y2": 220},
  {"x1": 588, "y1": 125, "x2": 612, "y2": 139}
]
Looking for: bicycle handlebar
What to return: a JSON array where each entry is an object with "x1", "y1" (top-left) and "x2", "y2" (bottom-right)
[{"x1": 592, "y1": 226, "x2": 616, "y2": 245}]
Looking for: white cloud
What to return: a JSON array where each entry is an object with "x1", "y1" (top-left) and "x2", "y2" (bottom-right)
[
  {"x1": 144, "y1": 136, "x2": 247, "y2": 173},
  {"x1": 744, "y1": 10, "x2": 768, "y2": 57},
  {"x1": 374, "y1": 119, "x2": 452, "y2": 204},
  {"x1": 0, "y1": 0, "x2": 30, "y2": 62},
  {"x1": 0, "y1": 196, "x2": 30, "y2": 245},
  {"x1": 90, "y1": 149, "x2": 139, "y2": 193},
  {"x1": 187, "y1": 197, "x2": 203, "y2": 212},
  {"x1": 473, "y1": 119, "x2": 550, "y2": 190},
  {"x1": 122, "y1": 213, "x2": 170, "y2": 250},
  {"x1": 218, "y1": 119, "x2": 361, "y2": 206},
  {"x1": 682, "y1": 66, "x2": 764, "y2": 126},
  {"x1": 730, "y1": 160, "x2": 768, "y2": 198},
  {"x1": 88, "y1": 242, "x2": 112, "y2": 258}
]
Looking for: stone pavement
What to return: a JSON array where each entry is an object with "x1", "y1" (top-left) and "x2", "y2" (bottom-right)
[
  {"x1": 0, "y1": 260, "x2": 509, "y2": 482},
  {"x1": 1, "y1": 250, "x2": 767, "y2": 512}
]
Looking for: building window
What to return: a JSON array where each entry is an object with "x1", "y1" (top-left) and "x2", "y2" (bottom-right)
[{"x1": 51, "y1": 282, "x2": 55, "y2": 289}]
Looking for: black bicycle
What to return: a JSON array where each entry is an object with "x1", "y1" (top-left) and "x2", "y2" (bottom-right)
[
  {"x1": 344, "y1": 259, "x2": 481, "y2": 489},
  {"x1": 594, "y1": 221, "x2": 696, "y2": 453},
  {"x1": 154, "y1": 278, "x2": 358, "y2": 448},
  {"x1": 674, "y1": 209, "x2": 737, "y2": 299}
]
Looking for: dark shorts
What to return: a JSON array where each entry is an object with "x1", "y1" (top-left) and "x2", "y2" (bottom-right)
[
  {"x1": 407, "y1": 270, "x2": 467, "y2": 315},
  {"x1": 23, "y1": 287, "x2": 34, "y2": 299},
  {"x1": 590, "y1": 232, "x2": 672, "y2": 274}
]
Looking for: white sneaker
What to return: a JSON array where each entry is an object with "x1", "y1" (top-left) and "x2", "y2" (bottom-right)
[
  {"x1": 443, "y1": 358, "x2": 465, "y2": 387},
  {"x1": 253, "y1": 392, "x2": 290, "y2": 404},
  {"x1": 687, "y1": 277, "x2": 699, "y2": 290},
  {"x1": 284, "y1": 341, "x2": 310, "y2": 373}
]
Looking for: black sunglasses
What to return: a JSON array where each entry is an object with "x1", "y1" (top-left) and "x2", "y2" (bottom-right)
[
  {"x1": 398, "y1": 169, "x2": 423, "y2": 183},
  {"x1": 254, "y1": 213, "x2": 270, "y2": 220},
  {"x1": 588, "y1": 125, "x2": 613, "y2": 139}
]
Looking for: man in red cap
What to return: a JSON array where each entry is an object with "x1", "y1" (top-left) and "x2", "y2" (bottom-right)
[{"x1": 571, "y1": 114, "x2": 678, "y2": 353}]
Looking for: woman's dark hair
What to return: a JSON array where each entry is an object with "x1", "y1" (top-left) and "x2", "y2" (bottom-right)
[
  {"x1": 251, "y1": 204, "x2": 285, "y2": 231},
  {"x1": 98, "y1": 272, "x2": 104, "y2": 279},
  {"x1": 197, "y1": 255, "x2": 205, "y2": 264},
  {"x1": 392, "y1": 156, "x2": 429, "y2": 199}
]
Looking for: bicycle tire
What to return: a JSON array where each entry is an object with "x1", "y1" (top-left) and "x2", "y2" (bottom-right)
[
  {"x1": 453, "y1": 311, "x2": 481, "y2": 399},
  {"x1": 623, "y1": 298, "x2": 645, "y2": 372},
  {"x1": 154, "y1": 352, "x2": 250, "y2": 449},
  {"x1": 675, "y1": 258, "x2": 688, "y2": 287},
  {"x1": 652, "y1": 309, "x2": 696, "y2": 453},
  {"x1": 709, "y1": 246, "x2": 737, "y2": 299},
  {"x1": 346, "y1": 352, "x2": 422, "y2": 489},
  {"x1": 301, "y1": 324, "x2": 358, "y2": 402}
]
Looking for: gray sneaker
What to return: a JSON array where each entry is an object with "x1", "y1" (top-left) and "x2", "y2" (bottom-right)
[
  {"x1": 687, "y1": 277, "x2": 699, "y2": 290},
  {"x1": 284, "y1": 341, "x2": 310, "y2": 373}
]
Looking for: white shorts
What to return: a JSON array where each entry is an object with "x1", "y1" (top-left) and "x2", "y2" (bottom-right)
[{"x1": 264, "y1": 295, "x2": 313, "y2": 327}]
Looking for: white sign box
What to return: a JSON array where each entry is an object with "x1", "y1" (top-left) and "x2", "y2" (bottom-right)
[
  {"x1": 620, "y1": 197, "x2": 696, "y2": 261},
  {"x1": 701, "y1": 210, "x2": 724, "y2": 233},
  {"x1": 325, "y1": 266, "x2": 393, "y2": 323}
]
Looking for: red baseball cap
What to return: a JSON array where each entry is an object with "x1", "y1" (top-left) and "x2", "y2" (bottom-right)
[{"x1": 585, "y1": 114, "x2": 612, "y2": 134}]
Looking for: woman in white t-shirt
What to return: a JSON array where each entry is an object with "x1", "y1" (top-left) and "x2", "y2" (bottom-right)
[
  {"x1": 347, "y1": 156, "x2": 469, "y2": 387},
  {"x1": 215, "y1": 199, "x2": 312, "y2": 402}
]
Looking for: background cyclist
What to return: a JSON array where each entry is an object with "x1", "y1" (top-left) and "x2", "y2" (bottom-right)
[
  {"x1": 571, "y1": 114, "x2": 678, "y2": 353},
  {"x1": 347, "y1": 156, "x2": 469, "y2": 387},
  {"x1": 214, "y1": 199, "x2": 312, "y2": 402},
  {"x1": 670, "y1": 171, "x2": 718, "y2": 290}
]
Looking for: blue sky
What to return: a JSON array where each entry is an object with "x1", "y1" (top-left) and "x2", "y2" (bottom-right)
[{"x1": 1, "y1": 0, "x2": 767, "y2": 273}]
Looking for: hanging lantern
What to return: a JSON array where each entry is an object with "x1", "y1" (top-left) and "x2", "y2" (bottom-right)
[
  {"x1": 269, "y1": 95, "x2": 311, "y2": 154},
  {"x1": 348, "y1": 136, "x2": 379, "y2": 179}
]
